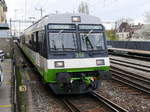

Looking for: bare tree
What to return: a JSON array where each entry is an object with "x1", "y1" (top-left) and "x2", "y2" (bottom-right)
[
  {"x1": 78, "y1": 1, "x2": 89, "y2": 14},
  {"x1": 134, "y1": 24, "x2": 150, "y2": 40},
  {"x1": 132, "y1": 12, "x2": 150, "y2": 40}
]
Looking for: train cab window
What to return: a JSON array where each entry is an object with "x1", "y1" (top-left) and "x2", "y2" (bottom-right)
[
  {"x1": 78, "y1": 24, "x2": 106, "y2": 51},
  {"x1": 80, "y1": 33, "x2": 105, "y2": 51},
  {"x1": 49, "y1": 32, "x2": 77, "y2": 51},
  {"x1": 48, "y1": 24, "x2": 77, "y2": 51}
]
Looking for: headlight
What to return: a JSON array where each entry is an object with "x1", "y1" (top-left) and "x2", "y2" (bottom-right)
[
  {"x1": 72, "y1": 16, "x2": 81, "y2": 22},
  {"x1": 55, "y1": 61, "x2": 64, "y2": 68},
  {"x1": 96, "y1": 59, "x2": 105, "y2": 66}
]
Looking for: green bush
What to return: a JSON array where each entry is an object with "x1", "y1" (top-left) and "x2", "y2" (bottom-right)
[{"x1": 106, "y1": 30, "x2": 119, "y2": 40}]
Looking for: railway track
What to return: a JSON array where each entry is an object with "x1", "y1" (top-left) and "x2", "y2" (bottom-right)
[
  {"x1": 109, "y1": 56, "x2": 150, "y2": 94},
  {"x1": 90, "y1": 91, "x2": 128, "y2": 112},
  {"x1": 61, "y1": 92, "x2": 128, "y2": 112},
  {"x1": 110, "y1": 66, "x2": 150, "y2": 94},
  {"x1": 61, "y1": 98, "x2": 81, "y2": 112},
  {"x1": 110, "y1": 58, "x2": 150, "y2": 72},
  {"x1": 110, "y1": 57, "x2": 150, "y2": 68}
]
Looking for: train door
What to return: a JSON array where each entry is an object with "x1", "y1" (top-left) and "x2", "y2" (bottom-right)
[
  {"x1": 37, "y1": 31, "x2": 47, "y2": 76},
  {"x1": 36, "y1": 32, "x2": 40, "y2": 66}
]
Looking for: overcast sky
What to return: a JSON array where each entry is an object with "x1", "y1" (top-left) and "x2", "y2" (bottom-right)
[
  {"x1": 5, "y1": 0, "x2": 150, "y2": 34},
  {"x1": 5, "y1": 0, "x2": 150, "y2": 22}
]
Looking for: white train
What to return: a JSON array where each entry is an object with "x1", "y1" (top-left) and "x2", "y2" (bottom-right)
[{"x1": 20, "y1": 13, "x2": 111, "y2": 94}]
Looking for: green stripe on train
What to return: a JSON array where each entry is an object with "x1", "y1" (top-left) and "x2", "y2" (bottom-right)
[
  {"x1": 22, "y1": 46, "x2": 36, "y2": 64},
  {"x1": 43, "y1": 66, "x2": 110, "y2": 83}
]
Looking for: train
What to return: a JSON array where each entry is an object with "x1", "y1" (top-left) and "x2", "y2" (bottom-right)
[{"x1": 20, "y1": 13, "x2": 111, "y2": 94}]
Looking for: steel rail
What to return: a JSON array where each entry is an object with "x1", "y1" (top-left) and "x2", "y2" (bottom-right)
[
  {"x1": 110, "y1": 58, "x2": 150, "y2": 69},
  {"x1": 90, "y1": 91, "x2": 128, "y2": 112},
  {"x1": 112, "y1": 73, "x2": 150, "y2": 94},
  {"x1": 110, "y1": 60, "x2": 150, "y2": 72},
  {"x1": 112, "y1": 70, "x2": 150, "y2": 89},
  {"x1": 61, "y1": 98, "x2": 81, "y2": 112},
  {"x1": 109, "y1": 53, "x2": 150, "y2": 61},
  {"x1": 111, "y1": 66, "x2": 150, "y2": 83}
]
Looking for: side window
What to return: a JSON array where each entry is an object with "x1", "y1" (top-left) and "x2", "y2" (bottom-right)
[
  {"x1": 22, "y1": 36, "x2": 25, "y2": 44},
  {"x1": 31, "y1": 34, "x2": 34, "y2": 50},
  {"x1": 25, "y1": 34, "x2": 32, "y2": 48},
  {"x1": 42, "y1": 32, "x2": 47, "y2": 57},
  {"x1": 31, "y1": 33, "x2": 37, "y2": 51},
  {"x1": 34, "y1": 33, "x2": 37, "y2": 51},
  {"x1": 38, "y1": 31, "x2": 43, "y2": 54},
  {"x1": 20, "y1": 35, "x2": 25, "y2": 45},
  {"x1": 37, "y1": 31, "x2": 47, "y2": 57},
  {"x1": 29, "y1": 34, "x2": 33, "y2": 49}
]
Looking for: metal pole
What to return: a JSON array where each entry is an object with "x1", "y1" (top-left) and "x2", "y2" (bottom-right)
[
  {"x1": 19, "y1": 20, "x2": 20, "y2": 36},
  {"x1": 10, "y1": 19, "x2": 12, "y2": 36},
  {"x1": 25, "y1": 0, "x2": 27, "y2": 20},
  {"x1": 35, "y1": 8, "x2": 45, "y2": 18}
]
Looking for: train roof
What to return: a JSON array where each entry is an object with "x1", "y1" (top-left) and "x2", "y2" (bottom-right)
[{"x1": 24, "y1": 13, "x2": 102, "y2": 33}]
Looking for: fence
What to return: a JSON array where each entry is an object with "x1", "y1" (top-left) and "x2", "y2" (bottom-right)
[{"x1": 107, "y1": 41, "x2": 150, "y2": 51}]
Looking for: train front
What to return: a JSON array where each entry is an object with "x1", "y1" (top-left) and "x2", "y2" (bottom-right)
[{"x1": 46, "y1": 14, "x2": 111, "y2": 94}]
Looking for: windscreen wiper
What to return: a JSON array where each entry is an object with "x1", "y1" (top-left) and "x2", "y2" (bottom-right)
[
  {"x1": 61, "y1": 35, "x2": 64, "y2": 50},
  {"x1": 52, "y1": 30, "x2": 64, "y2": 50},
  {"x1": 72, "y1": 33, "x2": 77, "y2": 49},
  {"x1": 52, "y1": 40, "x2": 57, "y2": 50},
  {"x1": 85, "y1": 36, "x2": 94, "y2": 50},
  {"x1": 82, "y1": 29, "x2": 94, "y2": 50},
  {"x1": 56, "y1": 30, "x2": 64, "y2": 38}
]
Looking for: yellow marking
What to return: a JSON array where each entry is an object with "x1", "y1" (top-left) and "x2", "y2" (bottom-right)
[
  {"x1": 19, "y1": 85, "x2": 27, "y2": 92},
  {"x1": 0, "y1": 105, "x2": 12, "y2": 108}
]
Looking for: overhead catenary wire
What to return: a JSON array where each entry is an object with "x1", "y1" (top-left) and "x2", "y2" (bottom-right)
[{"x1": 25, "y1": 0, "x2": 42, "y2": 20}]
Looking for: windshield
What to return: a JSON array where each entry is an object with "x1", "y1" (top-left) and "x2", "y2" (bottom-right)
[
  {"x1": 80, "y1": 32, "x2": 105, "y2": 51},
  {"x1": 49, "y1": 32, "x2": 77, "y2": 51}
]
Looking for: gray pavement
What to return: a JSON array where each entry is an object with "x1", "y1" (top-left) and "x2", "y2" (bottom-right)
[{"x1": 0, "y1": 59, "x2": 13, "y2": 112}]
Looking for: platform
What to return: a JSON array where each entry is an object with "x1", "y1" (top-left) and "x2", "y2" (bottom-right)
[{"x1": 0, "y1": 59, "x2": 13, "y2": 112}]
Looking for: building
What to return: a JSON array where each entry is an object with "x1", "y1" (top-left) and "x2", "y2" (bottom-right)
[
  {"x1": 132, "y1": 24, "x2": 150, "y2": 40},
  {"x1": 0, "y1": 23, "x2": 12, "y2": 57},
  {"x1": 0, "y1": 0, "x2": 7, "y2": 23},
  {"x1": 116, "y1": 22, "x2": 143, "y2": 40},
  {"x1": 0, "y1": 23, "x2": 10, "y2": 38}
]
